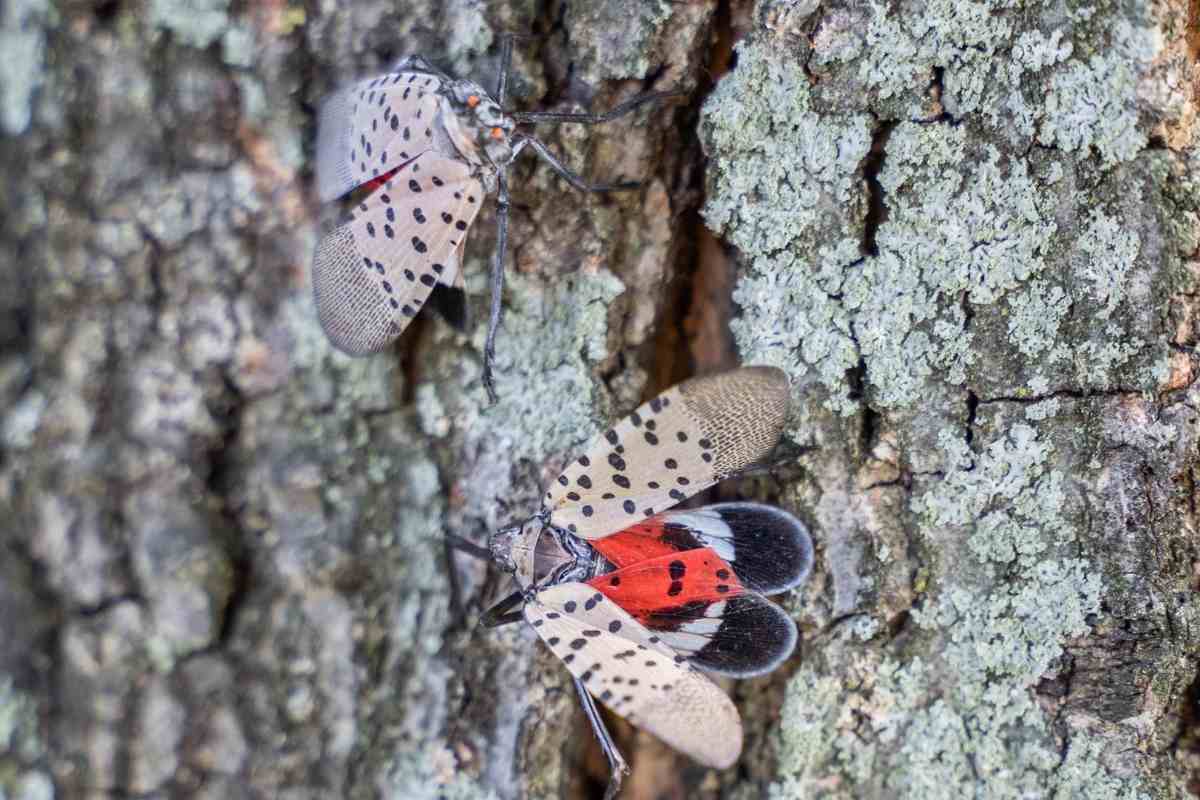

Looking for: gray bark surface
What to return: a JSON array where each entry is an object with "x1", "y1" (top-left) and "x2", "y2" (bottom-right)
[{"x1": 0, "y1": 1, "x2": 1197, "y2": 799}]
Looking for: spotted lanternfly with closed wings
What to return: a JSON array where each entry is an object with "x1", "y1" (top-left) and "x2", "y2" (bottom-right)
[
  {"x1": 447, "y1": 366, "x2": 814, "y2": 798},
  {"x1": 312, "y1": 39, "x2": 676, "y2": 402}
]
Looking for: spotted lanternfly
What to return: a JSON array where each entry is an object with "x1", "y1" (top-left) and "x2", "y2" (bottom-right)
[
  {"x1": 311, "y1": 39, "x2": 676, "y2": 403},
  {"x1": 449, "y1": 366, "x2": 814, "y2": 798}
]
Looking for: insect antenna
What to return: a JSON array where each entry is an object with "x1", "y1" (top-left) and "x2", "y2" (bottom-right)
[
  {"x1": 495, "y1": 34, "x2": 514, "y2": 107},
  {"x1": 574, "y1": 677, "x2": 630, "y2": 800},
  {"x1": 509, "y1": 89, "x2": 683, "y2": 125}
]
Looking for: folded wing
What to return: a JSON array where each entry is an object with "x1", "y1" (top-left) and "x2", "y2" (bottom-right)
[
  {"x1": 525, "y1": 581, "x2": 743, "y2": 769},
  {"x1": 312, "y1": 155, "x2": 483, "y2": 355}
]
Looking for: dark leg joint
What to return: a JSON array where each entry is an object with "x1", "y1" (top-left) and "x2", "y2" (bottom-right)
[
  {"x1": 574, "y1": 677, "x2": 629, "y2": 800},
  {"x1": 481, "y1": 589, "x2": 525, "y2": 628},
  {"x1": 518, "y1": 136, "x2": 641, "y2": 194}
]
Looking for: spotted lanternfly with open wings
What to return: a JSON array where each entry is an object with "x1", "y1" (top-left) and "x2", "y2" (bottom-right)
[
  {"x1": 460, "y1": 366, "x2": 815, "y2": 798},
  {"x1": 311, "y1": 46, "x2": 675, "y2": 402}
]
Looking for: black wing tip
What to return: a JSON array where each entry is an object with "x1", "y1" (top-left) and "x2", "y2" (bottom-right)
[
  {"x1": 693, "y1": 594, "x2": 799, "y2": 678},
  {"x1": 425, "y1": 283, "x2": 469, "y2": 331},
  {"x1": 709, "y1": 502, "x2": 814, "y2": 595}
]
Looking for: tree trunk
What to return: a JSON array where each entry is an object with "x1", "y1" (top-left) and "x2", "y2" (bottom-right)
[{"x1": 1, "y1": 0, "x2": 1197, "y2": 799}]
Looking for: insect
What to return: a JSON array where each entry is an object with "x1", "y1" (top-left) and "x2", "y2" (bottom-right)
[
  {"x1": 448, "y1": 366, "x2": 815, "y2": 798},
  {"x1": 311, "y1": 38, "x2": 676, "y2": 402}
]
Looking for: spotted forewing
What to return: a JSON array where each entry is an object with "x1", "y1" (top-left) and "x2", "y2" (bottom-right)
[
  {"x1": 312, "y1": 154, "x2": 484, "y2": 355},
  {"x1": 546, "y1": 366, "x2": 791, "y2": 540},
  {"x1": 315, "y1": 71, "x2": 444, "y2": 203},
  {"x1": 525, "y1": 581, "x2": 743, "y2": 769},
  {"x1": 313, "y1": 69, "x2": 488, "y2": 355}
]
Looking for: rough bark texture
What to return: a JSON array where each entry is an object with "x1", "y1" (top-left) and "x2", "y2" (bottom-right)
[{"x1": 0, "y1": 0, "x2": 1197, "y2": 799}]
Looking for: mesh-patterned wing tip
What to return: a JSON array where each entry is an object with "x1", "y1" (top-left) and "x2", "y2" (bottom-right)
[
  {"x1": 315, "y1": 86, "x2": 358, "y2": 203},
  {"x1": 547, "y1": 365, "x2": 794, "y2": 541},
  {"x1": 312, "y1": 225, "x2": 401, "y2": 355}
]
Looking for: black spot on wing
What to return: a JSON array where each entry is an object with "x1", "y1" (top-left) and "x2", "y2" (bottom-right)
[{"x1": 659, "y1": 522, "x2": 703, "y2": 551}]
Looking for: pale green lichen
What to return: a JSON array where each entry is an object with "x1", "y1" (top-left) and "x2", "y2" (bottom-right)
[
  {"x1": 0, "y1": 678, "x2": 46, "y2": 799},
  {"x1": 770, "y1": 425, "x2": 1136, "y2": 799},
  {"x1": 443, "y1": 1, "x2": 493, "y2": 70},
  {"x1": 816, "y1": 0, "x2": 1150, "y2": 166},
  {"x1": 8, "y1": 771, "x2": 55, "y2": 800},
  {"x1": 1077, "y1": 210, "x2": 1142, "y2": 318},
  {"x1": 1023, "y1": 397, "x2": 1060, "y2": 421},
  {"x1": 702, "y1": 42, "x2": 870, "y2": 414},
  {"x1": 841, "y1": 0, "x2": 1048, "y2": 125},
  {"x1": 704, "y1": 31, "x2": 1161, "y2": 411},
  {"x1": 0, "y1": 0, "x2": 51, "y2": 136},
  {"x1": 382, "y1": 744, "x2": 499, "y2": 800},
  {"x1": 703, "y1": 45, "x2": 871, "y2": 256},
  {"x1": 458, "y1": 267, "x2": 625, "y2": 464},
  {"x1": 0, "y1": 679, "x2": 41, "y2": 763},
  {"x1": 149, "y1": 0, "x2": 230, "y2": 49},
  {"x1": 1007, "y1": 280, "x2": 1070, "y2": 360},
  {"x1": 702, "y1": 6, "x2": 1169, "y2": 787},
  {"x1": 220, "y1": 24, "x2": 255, "y2": 68},
  {"x1": 1037, "y1": 19, "x2": 1153, "y2": 165},
  {"x1": 565, "y1": 0, "x2": 673, "y2": 80},
  {"x1": 729, "y1": 248, "x2": 862, "y2": 415},
  {"x1": 844, "y1": 123, "x2": 1057, "y2": 407}
]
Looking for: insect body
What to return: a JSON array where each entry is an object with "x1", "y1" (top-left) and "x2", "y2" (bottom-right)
[
  {"x1": 461, "y1": 366, "x2": 815, "y2": 797},
  {"x1": 312, "y1": 41, "x2": 674, "y2": 402}
]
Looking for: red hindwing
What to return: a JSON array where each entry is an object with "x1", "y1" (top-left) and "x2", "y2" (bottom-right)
[
  {"x1": 586, "y1": 548, "x2": 744, "y2": 624},
  {"x1": 355, "y1": 151, "x2": 423, "y2": 195},
  {"x1": 589, "y1": 520, "x2": 691, "y2": 570}
]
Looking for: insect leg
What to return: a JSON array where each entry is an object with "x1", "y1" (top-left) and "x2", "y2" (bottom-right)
[
  {"x1": 481, "y1": 170, "x2": 509, "y2": 404},
  {"x1": 392, "y1": 55, "x2": 452, "y2": 81},
  {"x1": 496, "y1": 34, "x2": 514, "y2": 107},
  {"x1": 510, "y1": 90, "x2": 682, "y2": 125},
  {"x1": 574, "y1": 677, "x2": 629, "y2": 800},
  {"x1": 443, "y1": 538, "x2": 470, "y2": 630},
  {"x1": 443, "y1": 533, "x2": 493, "y2": 630},
  {"x1": 480, "y1": 589, "x2": 525, "y2": 627},
  {"x1": 516, "y1": 135, "x2": 640, "y2": 193},
  {"x1": 445, "y1": 532, "x2": 493, "y2": 561}
]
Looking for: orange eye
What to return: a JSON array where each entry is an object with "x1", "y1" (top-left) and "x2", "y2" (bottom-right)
[
  {"x1": 467, "y1": 95, "x2": 480, "y2": 108},
  {"x1": 490, "y1": 127, "x2": 504, "y2": 140}
]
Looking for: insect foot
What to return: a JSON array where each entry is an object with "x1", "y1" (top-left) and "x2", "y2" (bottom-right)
[
  {"x1": 477, "y1": 366, "x2": 816, "y2": 796},
  {"x1": 311, "y1": 41, "x2": 680, "y2": 403}
]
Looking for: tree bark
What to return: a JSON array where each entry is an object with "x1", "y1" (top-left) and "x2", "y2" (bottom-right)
[{"x1": 1, "y1": 0, "x2": 1197, "y2": 799}]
